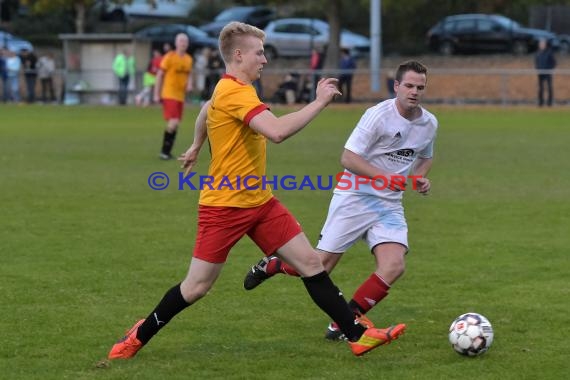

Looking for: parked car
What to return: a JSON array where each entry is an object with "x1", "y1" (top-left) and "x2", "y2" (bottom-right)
[
  {"x1": 426, "y1": 14, "x2": 559, "y2": 55},
  {"x1": 100, "y1": 0, "x2": 197, "y2": 22},
  {"x1": 263, "y1": 18, "x2": 370, "y2": 59},
  {"x1": 558, "y1": 34, "x2": 570, "y2": 54},
  {"x1": 135, "y1": 24, "x2": 218, "y2": 54},
  {"x1": 0, "y1": 30, "x2": 34, "y2": 52},
  {"x1": 199, "y1": 6, "x2": 276, "y2": 37}
]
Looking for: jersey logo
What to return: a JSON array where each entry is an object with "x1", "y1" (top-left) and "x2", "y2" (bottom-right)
[
  {"x1": 394, "y1": 131, "x2": 402, "y2": 138},
  {"x1": 395, "y1": 149, "x2": 414, "y2": 157}
]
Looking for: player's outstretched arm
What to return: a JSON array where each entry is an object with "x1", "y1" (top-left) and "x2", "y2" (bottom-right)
[{"x1": 249, "y1": 78, "x2": 341, "y2": 144}]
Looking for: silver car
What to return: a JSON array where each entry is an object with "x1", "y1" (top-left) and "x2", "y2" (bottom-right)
[
  {"x1": 100, "y1": 0, "x2": 197, "y2": 21},
  {"x1": 263, "y1": 18, "x2": 370, "y2": 59},
  {"x1": 0, "y1": 30, "x2": 34, "y2": 52}
]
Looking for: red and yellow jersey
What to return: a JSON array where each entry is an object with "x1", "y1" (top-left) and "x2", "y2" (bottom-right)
[
  {"x1": 199, "y1": 74, "x2": 271, "y2": 208},
  {"x1": 160, "y1": 51, "x2": 192, "y2": 102}
]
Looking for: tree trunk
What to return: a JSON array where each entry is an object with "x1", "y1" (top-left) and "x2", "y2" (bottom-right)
[
  {"x1": 324, "y1": 0, "x2": 342, "y2": 70},
  {"x1": 74, "y1": 2, "x2": 86, "y2": 34}
]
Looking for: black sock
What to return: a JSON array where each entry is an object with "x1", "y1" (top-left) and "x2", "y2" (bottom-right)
[
  {"x1": 161, "y1": 130, "x2": 177, "y2": 155},
  {"x1": 302, "y1": 271, "x2": 366, "y2": 342},
  {"x1": 136, "y1": 283, "x2": 189, "y2": 344},
  {"x1": 349, "y1": 299, "x2": 366, "y2": 315}
]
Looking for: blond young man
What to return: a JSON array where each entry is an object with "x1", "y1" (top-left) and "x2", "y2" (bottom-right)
[{"x1": 108, "y1": 22, "x2": 405, "y2": 360}]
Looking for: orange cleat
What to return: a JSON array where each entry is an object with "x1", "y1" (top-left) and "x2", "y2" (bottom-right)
[
  {"x1": 326, "y1": 313, "x2": 376, "y2": 341},
  {"x1": 349, "y1": 323, "x2": 406, "y2": 356},
  {"x1": 108, "y1": 319, "x2": 145, "y2": 360},
  {"x1": 355, "y1": 314, "x2": 375, "y2": 329}
]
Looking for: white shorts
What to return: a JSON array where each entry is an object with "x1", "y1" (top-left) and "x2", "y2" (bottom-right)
[{"x1": 316, "y1": 193, "x2": 408, "y2": 254}]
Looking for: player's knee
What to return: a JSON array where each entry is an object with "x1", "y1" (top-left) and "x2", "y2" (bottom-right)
[
  {"x1": 180, "y1": 280, "x2": 211, "y2": 303},
  {"x1": 376, "y1": 259, "x2": 405, "y2": 283},
  {"x1": 390, "y1": 260, "x2": 406, "y2": 280},
  {"x1": 320, "y1": 252, "x2": 341, "y2": 273},
  {"x1": 295, "y1": 252, "x2": 325, "y2": 276},
  {"x1": 396, "y1": 262, "x2": 406, "y2": 278}
]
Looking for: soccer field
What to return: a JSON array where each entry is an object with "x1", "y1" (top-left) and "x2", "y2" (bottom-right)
[{"x1": 1, "y1": 104, "x2": 568, "y2": 379}]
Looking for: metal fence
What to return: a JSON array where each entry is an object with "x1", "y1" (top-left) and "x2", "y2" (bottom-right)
[
  {"x1": 3, "y1": 67, "x2": 570, "y2": 106},
  {"x1": 290, "y1": 67, "x2": 570, "y2": 106}
]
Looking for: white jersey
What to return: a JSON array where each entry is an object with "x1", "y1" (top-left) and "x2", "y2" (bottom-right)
[{"x1": 335, "y1": 98, "x2": 438, "y2": 201}]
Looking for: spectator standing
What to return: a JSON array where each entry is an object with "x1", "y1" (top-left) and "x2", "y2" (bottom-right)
[
  {"x1": 535, "y1": 38, "x2": 556, "y2": 107},
  {"x1": 385, "y1": 70, "x2": 396, "y2": 99},
  {"x1": 20, "y1": 48, "x2": 38, "y2": 103},
  {"x1": 194, "y1": 47, "x2": 209, "y2": 100},
  {"x1": 338, "y1": 48, "x2": 356, "y2": 103},
  {"x1": 253, "y1": 78, "x2": 263, "y2": 100},
  {"x1": 203, "y1": 48, "x2": 223, "y2": 101},
  {"x1": 310, "y1": 47, "x2": 325, "y2": 101},
  {"x1": 163, "y1": 42, "x2": 173, "y2": 54},
  {"x1": 113, "y1": 47, "x2": 136, "y2": 105},
  {"x1": 5, "y1": 50, "x2": 21, "y2": 103},
  {"x1": 135, "y1": 48, "x2": 162, "y2": 107},
  {"x1": 37, "y1": 52, "x2": 57, "y2": 103},
  {"x1": 0, "y1": 48, "x2": 7, "y2": 102}
]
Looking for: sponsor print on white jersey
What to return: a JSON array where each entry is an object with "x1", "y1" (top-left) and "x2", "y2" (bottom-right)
[{"x1": 335, "y1": 98, "x2": 438, "y2": 200}]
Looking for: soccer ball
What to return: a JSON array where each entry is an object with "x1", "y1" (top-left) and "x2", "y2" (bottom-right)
[{"x1": 448, "y1": 313, "x2": 494, "y2": 356}]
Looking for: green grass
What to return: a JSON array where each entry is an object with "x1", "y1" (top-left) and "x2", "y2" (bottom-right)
[{"x1": 1, "y1": 104, "x2": 569, "y2": 379}]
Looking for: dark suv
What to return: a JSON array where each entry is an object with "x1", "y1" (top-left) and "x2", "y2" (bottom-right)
[{"x1": 427, "y1": 14, "x2": 559, "y2": 55}]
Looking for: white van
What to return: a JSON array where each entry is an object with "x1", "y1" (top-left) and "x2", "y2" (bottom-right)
[{"x1": 102, "y1": 0, "x2": 197, "y2": 21}]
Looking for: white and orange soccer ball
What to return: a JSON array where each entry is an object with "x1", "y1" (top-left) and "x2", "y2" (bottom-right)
[{"x1": 448, "y1": 313, "x2": 494, "y2": 356}]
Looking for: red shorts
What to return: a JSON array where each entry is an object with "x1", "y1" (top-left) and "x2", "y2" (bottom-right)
[
  {"x1": 193, "y1": 197, "x2": 303, "y2": 264},
  {"x1": 162, "y1": 98, "x2": 184, "y2": 120}
]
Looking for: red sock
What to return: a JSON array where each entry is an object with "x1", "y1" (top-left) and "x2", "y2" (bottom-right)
[
  {"x1": 351, "y1": 273, "x2": 390, "y2": 314},
  {"x1": 266, "y1": 258, "x2": 300, "y2": 277}
]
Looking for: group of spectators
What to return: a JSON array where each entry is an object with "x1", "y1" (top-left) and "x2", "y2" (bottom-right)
[
  {"x1": 0, "y1": 48, "x2": 57, "y2": 103},
  {"x1": 270, "y1": 47, "x2": 358, "y2": 105},
  {"x1": 270, "y1": 38, "x2": 559, "y2": 107}
]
